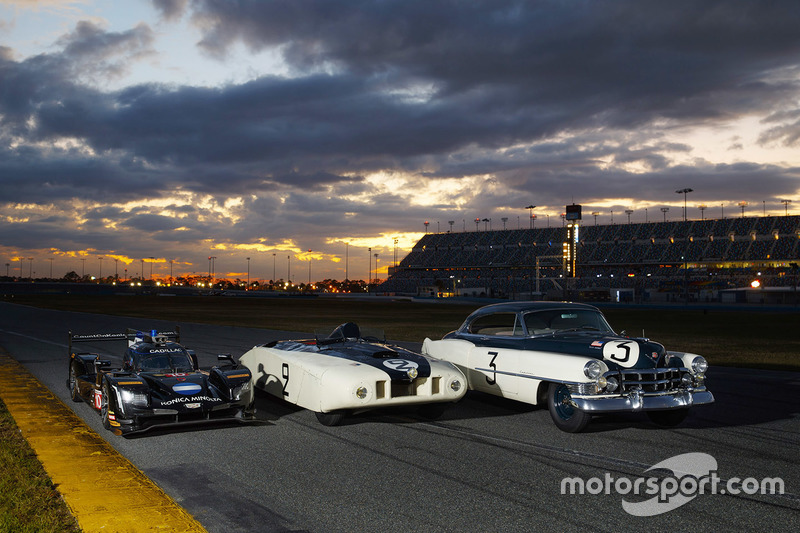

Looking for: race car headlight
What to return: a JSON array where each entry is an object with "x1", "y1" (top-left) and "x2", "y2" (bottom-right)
[
  {"x1": 583, "y1": 360, "x2": 603, "y2": 380},
  {"x1": 595, "y1": 376, "x2": 607, "y2": 393},
  {"x1": 355, "y1": 386, "x2": 368, "y2": 400},
  {"x1": 681, "y1": 373, "x2": 693, "y2": 386},
  {"x1": 449, "y1": 379, "x2": 462, "y2": 393},
  {"x1": 232, "y1": 380, "x2": 252, "y2": 400},
  {"x1": 407, "y1": 368, "x2": 419, "y2": 380},
  {"x1": 691, "y1": 356, "x2": 708, "y2": 375},
  {"x1": 120, "y1": 389, "x2": 148, "y2": 407},
  {"x1": 605, "y1": 376, "x2": 619, "y2": 393}
]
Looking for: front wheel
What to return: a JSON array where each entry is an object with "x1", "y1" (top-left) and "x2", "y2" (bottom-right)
[
  {"x1": 68, "y1": 366, "x2": 82, "y2": 403},
  {"x1": 100, "y1": 383, "x2": 111, "y2": 430},
  {"x1": 417, "y1": 403, "x2": 448, "y2": 420},
  {"x1": 647, "y1": 408, "x2": 689, "y2": 427},
  {"x1": 547, "y1": 382, "x2": 591, "y2": 433},
  {"x1": 315, "y1": 410, "x2": 347, "y2": 426}
]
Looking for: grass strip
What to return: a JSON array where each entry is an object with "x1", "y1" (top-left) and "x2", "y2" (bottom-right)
[{"x1": 0, "y1": 398, "x2": 80, "y2": 533}]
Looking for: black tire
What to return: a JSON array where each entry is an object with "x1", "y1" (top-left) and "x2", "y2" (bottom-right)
[
  {"x1": 315, "y1": 410, "x2": 347, "y2": 426},
  {"x1": 547, "y1": 382, "x2": 591, "y2": 433},
  {"x1": 68, "y1": 366, "x2": 82, "y2": 403},
  {"x1": 647, "y1": 408, "x2": 689, "y2": 427},
  {"x1": 100, "y1": 383, "x2": 111, "y2": 430},
  {"x1": 417, "y1": 403, "x2": 448, "y2": 420}
]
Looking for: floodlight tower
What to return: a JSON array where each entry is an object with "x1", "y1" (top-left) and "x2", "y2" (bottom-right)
[
  {"x1": 525, "y1": 205, "x2": 536, "y2": 229},
  {"x1": 675, "y1": 188, "x2": 693, "y2": 221}
]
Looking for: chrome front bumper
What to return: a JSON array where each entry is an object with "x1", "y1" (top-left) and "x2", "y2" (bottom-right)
[{"x1": 571, "y1": 389, "x2": 715, "y2": 413}]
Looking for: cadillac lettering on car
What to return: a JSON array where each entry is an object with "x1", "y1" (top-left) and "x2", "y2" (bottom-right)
[{"x1": 421, "y1": 302, "x2": 714, "y2": 432}]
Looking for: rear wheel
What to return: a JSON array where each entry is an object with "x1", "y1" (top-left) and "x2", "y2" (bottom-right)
[
  {"x1": 647, "y1": 408, "x2": 689, "y2": 427},
  {"x1": 547, "y1": 382, "x2": 591, "y2": 433},
  {"x1": 68, "y1": 366, "x2": 81, "y2": 403},
  {"x1": 315, "y1": 410, "x2": 347, "y2": 426}
]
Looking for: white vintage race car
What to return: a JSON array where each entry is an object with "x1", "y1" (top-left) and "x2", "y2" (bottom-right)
[
  {"x1": 239, "y1": 323, "x2": 466, "y2": 425},
  {"x1": 422, "y1": 302, "x2": 714, "y2": 432}
]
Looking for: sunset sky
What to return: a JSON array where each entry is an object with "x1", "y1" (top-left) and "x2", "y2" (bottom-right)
[{"x1": 2, "y1": 0, "x2": 800, "y2": 282}]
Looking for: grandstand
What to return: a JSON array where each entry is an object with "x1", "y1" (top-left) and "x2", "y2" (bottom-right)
[{"x1": 377, "y1": 215, "x2": 800, "y2": 303}]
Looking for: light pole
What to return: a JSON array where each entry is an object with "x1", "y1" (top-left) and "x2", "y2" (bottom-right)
[
  {"x1": 98, "y1": 256, "x2": 103, "y2": 280},
  {"x1": 307, "y1": 251, "x2": 312, "y2": 286},
  {"x1": 81, "y1": 258, "x2": 86, "y2": 279},
  {"x1": 448, "y1": 220, "x2": 454, "y2": 233},
  {"x1": 368, "y1": 247, "x2": 371, "y2": 288},
  {"x1": 676, "y1": 188, "x2": 693, "y2": 221},
  {"x1": 246, "y1": 257, "x2": 250, "y2": 289},
  {"x1": 393, "y1": 238, "x2": 398, "y2": 269},
  {"x1": 272, "y1": 253, "x2": 276, "y2": 283},
  {"x1": 592, "y1": 211, "x2": 599, "y2": 225},
  {"x1": 502, "y1": 217, "x2": 508, "y2": 230},
  {"x1": 661, "y1": 207, "x2": 669, "y2": 222},
  {"x1": 475, "y1": 218, "x2": 480, "y2": 232},
  {"x1": 698, "y1": 204, "x2": 707, "y2": 220},
  {"x1": 782, "y1": 199, "x2": 792, "y2": 216},
  {"x1": 525, "y1": 205, "x2": 536, "y2": 229},
  {"x1": 374, "y1": 253, "x2": 379, "y2": 283},
  {"x1": 28, "y1": 257, "x2": 33, "y2": 280},
  {"x1": 168, "y1": 259, "x2": 172, "y2": 283},
  {"x1": 625, "y1": 209, "x2": 633, "y2": 224},
  {"x1": 738, "y1": 201, "x2": 748, "y2": 218},
  {"x1": 424, "y1": 221, "x2": 429, "y2": 234},
  {"x1": 287, "y1": 255, "x2": 291, "y2": 283},
  {"x1": 208, "y1": 256, "x2": 216, "y2": 285},
  {"x1": 345, "y1": 242, "x2": 349, "y2": 281}
]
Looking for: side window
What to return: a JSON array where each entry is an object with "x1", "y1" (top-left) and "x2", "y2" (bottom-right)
[{"x1": 467, "y1": 313, "x2": 521, "y2": 336}]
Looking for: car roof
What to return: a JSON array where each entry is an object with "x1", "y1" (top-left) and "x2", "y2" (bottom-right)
[{"x1": 465, "y1": 301, "x2": 600, "y2": 318}]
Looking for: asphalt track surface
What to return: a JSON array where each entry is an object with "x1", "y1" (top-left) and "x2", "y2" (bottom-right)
[{"x1": 1, "y1": 301, "x2": 798, "y2": 532}]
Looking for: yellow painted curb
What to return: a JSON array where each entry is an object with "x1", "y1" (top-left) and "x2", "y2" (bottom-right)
[{"x1": 0, "y1": 348, "x2": 208, "y2": 532}]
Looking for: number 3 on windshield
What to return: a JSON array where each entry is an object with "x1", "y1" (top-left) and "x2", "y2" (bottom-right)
[{"x1": 485, "y1": 351, "x2": 498, "y2": 385}]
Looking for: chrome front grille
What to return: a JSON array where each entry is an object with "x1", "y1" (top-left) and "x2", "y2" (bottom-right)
[{"x1": 612, "y1": 368, "x2": 684, "y2": 393}]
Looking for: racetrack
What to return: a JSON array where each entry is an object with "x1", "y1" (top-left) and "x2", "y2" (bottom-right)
[{"x1": 1, "y1": 301, "x2": 798, "y2": 532}]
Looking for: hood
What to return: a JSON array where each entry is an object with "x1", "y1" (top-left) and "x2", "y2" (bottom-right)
[
  {"x1": 467, "y1": 332, "x2": 666, "y2": 369},
  {"x1": 277, "y1": 339, "x2": 433, "y2": 381}
]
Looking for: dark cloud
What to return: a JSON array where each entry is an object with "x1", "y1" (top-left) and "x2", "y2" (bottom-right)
[
  {"x1": 3, "y1": 1, "x2": 800, "y2": 278},
  {"x1": 151, "y1": 0, "x2": 188, "y2": 22}
]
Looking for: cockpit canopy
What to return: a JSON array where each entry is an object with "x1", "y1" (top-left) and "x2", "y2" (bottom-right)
[{"x1": 124, "y1": 343, "x2": 195, "y2": 373}]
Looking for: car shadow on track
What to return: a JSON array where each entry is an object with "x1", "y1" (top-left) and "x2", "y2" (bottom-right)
[{"x1": 249, "y1": 367, "x2": 800, "y2": 432}]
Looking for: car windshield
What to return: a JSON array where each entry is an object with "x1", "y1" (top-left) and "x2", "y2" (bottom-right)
[
  {"x1": 136, "y1": 351, "x2": 195, "y2": 373},
  {"x1": 523, "y1": 309, "x2": 614, "y2": 335}
]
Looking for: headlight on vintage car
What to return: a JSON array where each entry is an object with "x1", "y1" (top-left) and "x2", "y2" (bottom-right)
[
  {"x1": 681, "y1": 373, "x2": 693, "y2": 386},
  {"x1": 119, "y1": 389, "x2": 148, "y2": 407},
  {"x1": 407, "y1": 367, "x2": 419, "y2": 380},
  {"x1": 449, "y1": 379, "x2": 462, "y2": 393},
  {"x1": 691, "y1": 356, "x2": 708, "y2": 375},
  {"x1": 605, "y1": 376, "x2": 619, "y2": 393},
  {"x1": 355, "y1": 386, "x2": 369, "y2": 400},
  {"x1": 583, "y1": 360, "x2": 603, "y2": 380}
]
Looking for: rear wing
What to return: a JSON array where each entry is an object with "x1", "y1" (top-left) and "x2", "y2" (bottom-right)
[{"x1": 68, "y1": 326, "x2": 181, "y2": 354}]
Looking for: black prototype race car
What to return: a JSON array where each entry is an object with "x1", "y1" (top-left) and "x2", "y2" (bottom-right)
[{"x1": 67, "y1": 327, "x2": 255, "y2": 436}]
